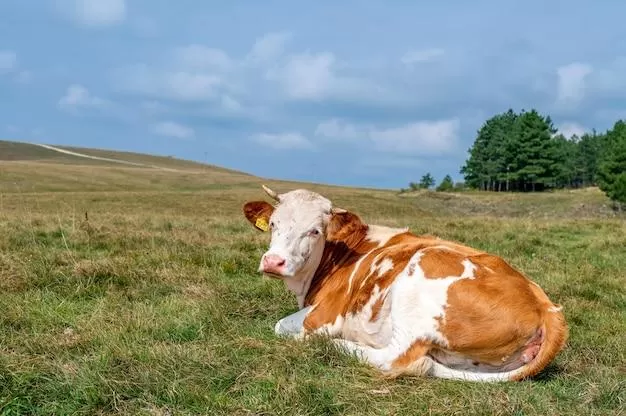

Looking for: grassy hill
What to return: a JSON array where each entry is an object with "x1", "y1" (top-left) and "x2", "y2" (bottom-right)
[
  {"x1": 0, "y1": 140, "x2": 624, "y2": 415},
  {"x1": 1, "y1": 140, "x2": 248, "y2": 173},
  {"x1": 55, "y1": 144, "x2": 246, "y2": 173},
  {"x1": 0, "y1": 140, "x2": 114, "y2": 165},
  {"x1": 0, "y1": 140, "x2": 258, "y2": 193}
]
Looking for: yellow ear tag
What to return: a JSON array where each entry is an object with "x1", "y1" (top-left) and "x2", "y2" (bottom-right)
[{"x1": 255, "y1": 217, "x2": 269, "y2": 232}]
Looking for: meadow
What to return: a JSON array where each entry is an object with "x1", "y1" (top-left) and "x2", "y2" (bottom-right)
[{"x1": 0, "y1": 142, "x2": 624, "y2": 415}]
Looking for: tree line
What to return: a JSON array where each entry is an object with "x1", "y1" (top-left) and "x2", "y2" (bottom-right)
[{"x1": 404, "y1": 108, "x2": 626, "y2": 206}]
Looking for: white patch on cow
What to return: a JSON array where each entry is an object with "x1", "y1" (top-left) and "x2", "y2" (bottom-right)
[
  {"x1": 346, "y1": 253, "x2": 371, "y2": 295},
  {"x1": 548, "y1": 305, "x2": 563, "y2": 313},
  {"x1": 331, "y1": 338, "x2": 394, "y2": 370},
  {"x1": 388, "y1": 252, "x2": 470, "y2": 348},
  {"x1": 365, "y1": 224, "x2": 408, "y2": 247},
  {"x1": 377, "y1": 258, "x2": 394, "y2": 276},
  {"x1": 460, "y1": 259, "x2": 477, "y2": 279},
  {"x1": 424, "y1": 245, "x2": 455, "y2": 251},
  {"x1": 341, "y1": 284, "x2": 393, "y2": 348},
  {"x1": 357, "y1": 255, "x2": 394, "y2": 292}
]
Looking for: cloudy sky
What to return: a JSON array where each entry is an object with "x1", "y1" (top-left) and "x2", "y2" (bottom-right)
[{"x1": 2, "y1": 1, "x2": 625, "y2": 188}]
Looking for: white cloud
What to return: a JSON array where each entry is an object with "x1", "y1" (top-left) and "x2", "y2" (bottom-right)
[
  {"x1": 315, "y1": 118, "x2": 459, "y2": 155},
  {"x1": 57, "y1": 0, "x2": 126, "y2": 27},
  {"x1": 152, "y1": 121, "x2": 195, "y2": 139},
  {"x1": 315, "y1": 119, "x2": 360, "y2": 140},
  {"x1": 280, "y1": 52, "x2": 335, "y2": 100},
  {"x1": 556, "y1": 62, "x2": 593, "y2": 106},
  {"x1": 401, "y1": 48, "x2": 445, "y2": 65},
  {"x1": 557, "y1": 122, "x2": 587, "y2": 139},
  {"x1": 267, "y1": 51, "x2": 391, "y2": 103},
  {"x1": 0, "y1": 50, "x2": 17, "y2": 72},
  {"x1": 251, "y1": 132, "x2": 313, "y2": 150},
  {"x1": 175, "y1": 45, "x2": 232, "y2": 71},
  {"x1": 113, "y1": 65, "x2": 222, "y2": 102},
  {"x1": 370, "y1": 119, "x2": 460, "y2": 154},
  {"x1": 248, "y1": 32, "x2": 291, "y2": 63},
  {"x1": 58, "y1": 84, "x2": 108, "y2": 111}
]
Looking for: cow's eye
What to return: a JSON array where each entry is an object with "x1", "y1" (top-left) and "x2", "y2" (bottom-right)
[
  {"x1": 270, "y1": 221, "x2": 275, "y2": 229},
  {"x1": 308, "y1": 229, "x2": 320, "y2": 236}
]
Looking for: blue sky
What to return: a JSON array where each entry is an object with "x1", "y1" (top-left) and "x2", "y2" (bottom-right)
[{"x1": 2, "y1": 1, "x2": 626, "y2": 189}]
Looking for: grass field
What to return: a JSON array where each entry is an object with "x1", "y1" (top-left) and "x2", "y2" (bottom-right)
[{"x1": 0, "y1": 141, "x2": 624, "y2": 415}]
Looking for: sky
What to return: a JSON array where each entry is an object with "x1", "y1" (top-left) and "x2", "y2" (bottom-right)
[{"x1": 1, "y1": 1, "x2": 626, "y2": 189}]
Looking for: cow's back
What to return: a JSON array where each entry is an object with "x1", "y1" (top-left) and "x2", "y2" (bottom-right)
[{"x1": 305, "y1": 234, "x2": 557, "y2": 357}]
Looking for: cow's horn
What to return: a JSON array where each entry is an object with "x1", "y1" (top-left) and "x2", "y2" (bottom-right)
[
  {"x1": 262, "y1": 184, "x2": 280, "y2": 202},
  {"x1": 331, "y1": 207, "x2": 347, "y2": 214}
]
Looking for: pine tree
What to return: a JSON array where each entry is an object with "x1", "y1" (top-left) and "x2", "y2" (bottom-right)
[
  {"x1": 597, "y1": 120, "x2": 626, "y2": 206},
  {"x1": 512, "y1": 110, "x2": 557, "y2": 191},
  {"x1": 436, "y1": 175, "x2": 454, "y2": 192},
  {"x1": 419, "y1": 173, "x2": 435, "y2": 189},
  {"x1": 577, "y1": 131, "x2": 604, "y2": 186}
]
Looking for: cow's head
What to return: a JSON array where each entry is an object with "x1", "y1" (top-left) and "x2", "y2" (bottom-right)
[{"x1": 243, "y1": 185, "x2": 356, "y2": 279}]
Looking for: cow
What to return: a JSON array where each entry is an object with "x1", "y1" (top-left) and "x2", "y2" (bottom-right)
[{"x1": 242, "y1": 185, "x2": 568, "y2": 382}]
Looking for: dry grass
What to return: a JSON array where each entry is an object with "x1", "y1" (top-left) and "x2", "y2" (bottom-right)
[
  {"x1": 0, "y1": 150, "x2": 625, "y2": 415},
  {"x1": 55, "y1": 145, "x2": 250, "y2": 174}
]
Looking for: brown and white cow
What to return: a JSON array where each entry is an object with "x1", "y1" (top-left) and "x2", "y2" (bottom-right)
[{"x1": 242, "y1": 185, "x2": 568, "y2": 382}]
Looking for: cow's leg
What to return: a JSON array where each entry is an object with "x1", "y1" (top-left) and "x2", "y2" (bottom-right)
[
  {"x1": 274, "y1": 306, "x2": 312, "y2": 339},
  {"x1": 332, "y1": 339, "x2": 434, "y2": 377},
  {"x1": 331, "y1": 339, "x2": 394, "y2": 370}
]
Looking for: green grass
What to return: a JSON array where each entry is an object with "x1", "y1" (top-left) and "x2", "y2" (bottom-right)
[{"x1": 0, "y1": 147, "x2": 625, "y2": 415}]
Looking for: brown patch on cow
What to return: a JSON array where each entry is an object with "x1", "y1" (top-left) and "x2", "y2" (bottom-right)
[
  {"x1": 436, "y1": 257, "x2": 546, "y2": 367},
  {"x1": 370, "y1": 294, "x2": 386, "y2": 322},
  {"x1": 326, "y1": 211, "x2": 368, "y2": 244},
  {"x1": 510, "y1": 270, "x2": 569, "y2": 380},
  {"x1": 417, "y1": 238, "x2": 484, "y2": 257},
  {"x1": 511, "y1": 306, "x2": 568, "y2": 380},
  {"x1": 242, "y1": 200, "x2": 275, "y2": 231},
  {"x1": 419, "y1": 248, "x2": 466, "y2": 278},
  {"x1": 383, "y1": 231, "x2": 417, "y2": 246},
  {"x1": 391, "y1": 339, "x2": 432, "y2": 370}
]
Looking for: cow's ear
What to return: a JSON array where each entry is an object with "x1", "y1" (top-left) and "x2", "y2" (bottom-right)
[
  {"x1": 326, "y1": 210, "x2": 365, "y2": 241},
  {"x1": 243, "y1": 201, "x2": 274, "y2": 232}
]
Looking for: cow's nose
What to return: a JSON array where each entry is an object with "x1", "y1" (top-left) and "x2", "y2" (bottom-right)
[{"x1": 262, "y1": 254, "x2": 286, "y2": 274}]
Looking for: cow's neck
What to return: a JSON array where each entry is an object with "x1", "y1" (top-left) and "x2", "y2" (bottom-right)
[
  {"x1": 301, "y1": 222, "x2": 372, "y2": 307},
  {"x1": 284, "y1": 263, "x2": 319, "y2": 308}
]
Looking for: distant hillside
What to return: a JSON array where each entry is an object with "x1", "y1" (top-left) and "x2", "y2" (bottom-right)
[
  {"x1": 0, "y1": 139, "x2": 619, "y2": 219},
  {"x1": 56, "y1": 145, "x2": 248, "y2": 174},
  {"x1": 0, "y1": 140, "x2": 112, "y2": 165},
  {"x1": 0, "y1": 140, "x2": 260, "y2": 193},
  {"x1": 0, "y1": 140, "x2": 250, "y2": 175}
]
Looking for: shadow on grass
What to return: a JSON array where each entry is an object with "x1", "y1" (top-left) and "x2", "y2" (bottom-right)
[{"x1": 528, "y1": 362, "x2": 565, "y2": 383}]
